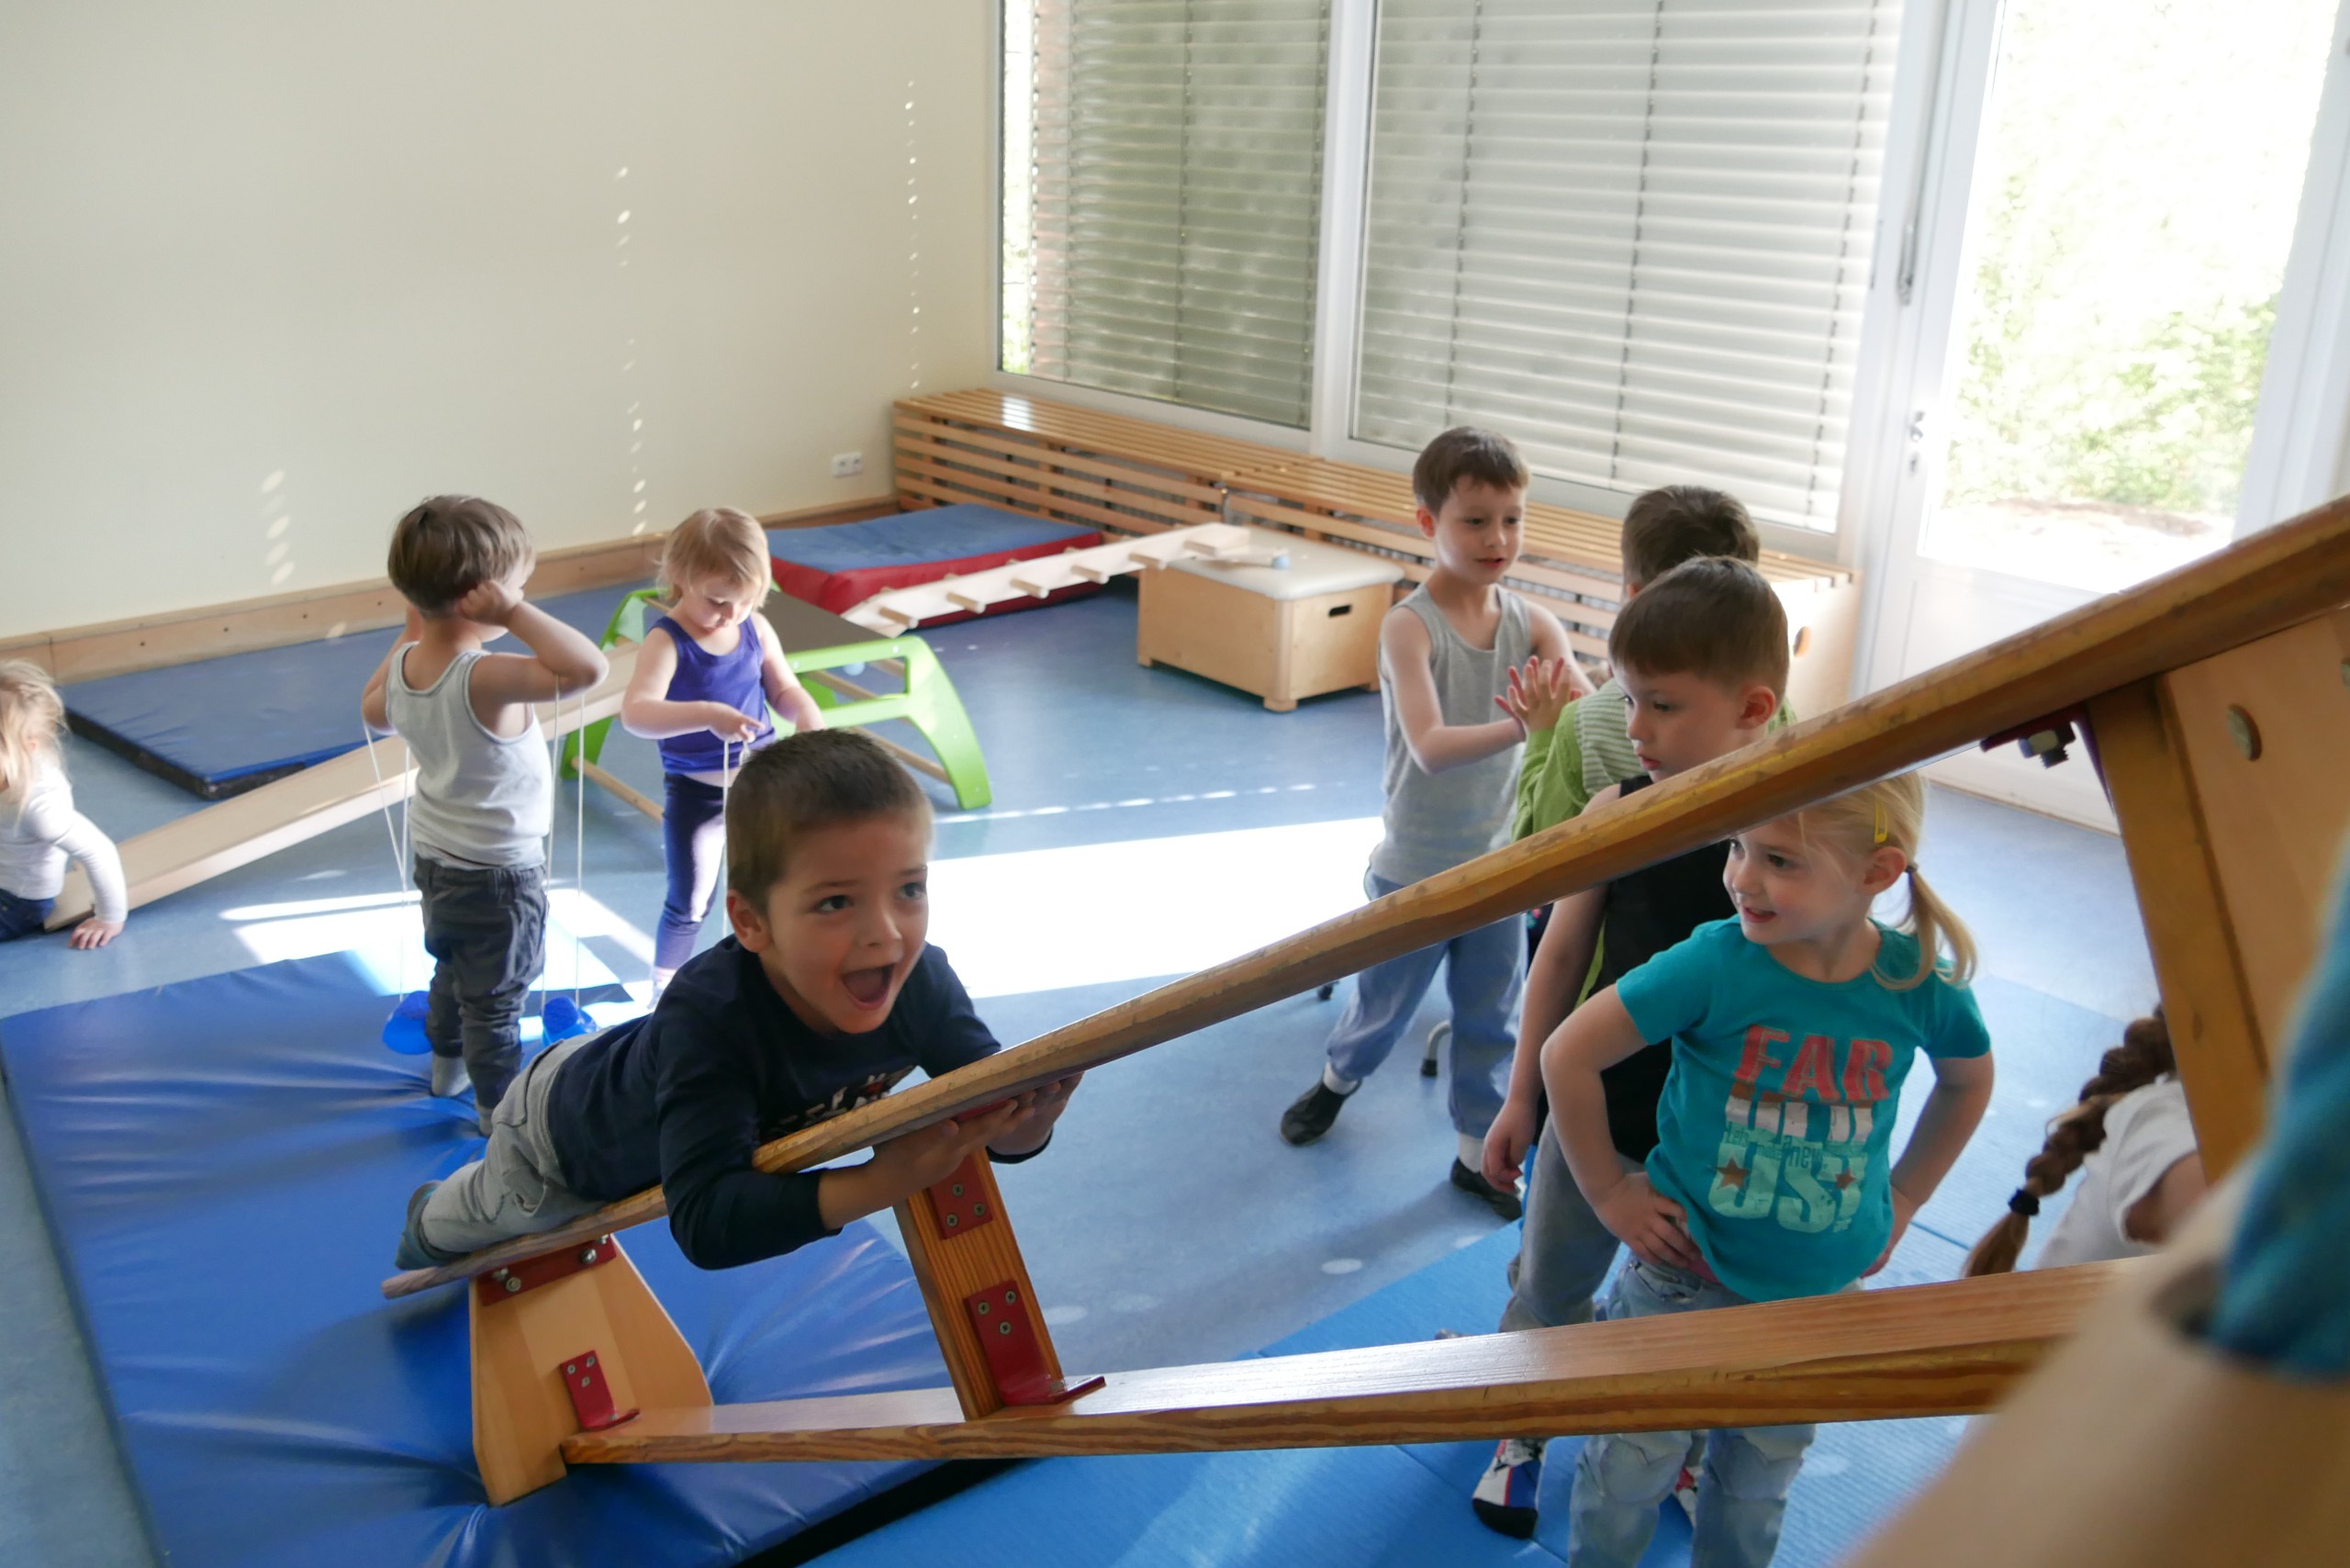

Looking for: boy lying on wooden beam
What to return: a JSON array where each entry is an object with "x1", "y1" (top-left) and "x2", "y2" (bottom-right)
[{"x1": 395, "y1": 728, "x2": 1080, "y2": 1272}]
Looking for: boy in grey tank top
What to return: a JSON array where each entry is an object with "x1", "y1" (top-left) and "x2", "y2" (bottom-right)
[
  {"x1": 1278, "y1": 430, "x2": 1582, "y2": 1219},
  {"x1": 361, "y1": 497, "x2": 610, "y2": 1128}
]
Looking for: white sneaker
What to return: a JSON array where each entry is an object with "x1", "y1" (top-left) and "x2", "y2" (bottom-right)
[
  {"x1": 1471, "y1": 1436, "x2": 1544, "y2": 1539},
  {"x1": 430, "y1": 1054, "x2": 471, "y2": 1099}
]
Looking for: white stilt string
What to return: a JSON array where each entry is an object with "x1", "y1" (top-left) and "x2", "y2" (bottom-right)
[
  {"x1": 359, "y1": 719, "x2": 415, "y2": 1001},
  {"x1": 570, "y1": 685, "x2": 586, "y2": 1008}
]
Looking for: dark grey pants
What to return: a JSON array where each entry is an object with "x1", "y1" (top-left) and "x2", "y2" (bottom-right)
[{"x1": 414, "y1": 856, "x2": 546, "y2": 1120}]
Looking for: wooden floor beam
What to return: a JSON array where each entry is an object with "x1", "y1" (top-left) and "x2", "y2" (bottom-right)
[{"x1": 561, "y1": 1263, "x2": 2123, "y2": 1465}]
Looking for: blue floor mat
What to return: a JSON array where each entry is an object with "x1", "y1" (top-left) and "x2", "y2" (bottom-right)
[
  {"x1": 813, "y1": 1226, "x2": 1974, "y2": 1568},
  {"x1": 60, "y1": 584, "x2": 640, "y2": 797},
  {"x1": 767, "y1": 505, "x2": 1096, "y2": 576},
  {"x1": 0, "y1": 954, "x2": 948, "y2": 1568}
]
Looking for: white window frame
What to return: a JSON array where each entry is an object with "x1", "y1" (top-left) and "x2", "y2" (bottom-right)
[{"x1": 988, "y1": 0, "x2": 2350, "y2": 577}]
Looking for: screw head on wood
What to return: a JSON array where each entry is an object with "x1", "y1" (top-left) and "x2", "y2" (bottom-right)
[
  {"x1": 503, "y1": 1277, "x2": 521, "y2": 1294},
  {"x1": 580, "y1": 1247, "x2": 599, "y2": 1265},
  {"x1": 999, "y1": 1321, "x2": 1013, "y2": 1336}
]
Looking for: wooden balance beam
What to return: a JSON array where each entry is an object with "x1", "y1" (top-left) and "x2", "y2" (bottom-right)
[
  {"x1": 559, "y1": 1262, "x2": 2123, "y2": 1466},
  {"x1": 48, "y1": 646, "x2": 642, "y2": 929},
  {"x1": 385, "y1": 490, "x2": 2350, "y2": 1504}
]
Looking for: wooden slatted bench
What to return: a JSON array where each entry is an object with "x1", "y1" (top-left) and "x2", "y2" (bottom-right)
[
  {"x1": 1224, "y1": 457, "x2": 1862, "y2": 716},
  {"x1": 892, "y1": 388, "x2": 1298, "y2": 537},
  {"x1": 894, "y1": 390, "x2": 1863, "y2": 713}
]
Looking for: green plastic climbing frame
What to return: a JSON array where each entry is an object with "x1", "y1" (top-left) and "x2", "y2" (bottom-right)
[{"x1": 561, "y1": 588, "x2": 992, "y2": 811}]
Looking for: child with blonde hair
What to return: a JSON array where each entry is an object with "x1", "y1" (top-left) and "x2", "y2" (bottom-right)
[
  {"x1": 1539, "y1": 770, "x2": 1994, "y2": 1567},
  {"x1": 0, "y1": 662, "x2": 128, "y2": 949},
  {"x1": 621, "y1": 508, "x2": 826, "y2": 994}
]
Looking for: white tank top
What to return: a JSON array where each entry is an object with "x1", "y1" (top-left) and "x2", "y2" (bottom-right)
[
  {"x1": 385, "y1": 644, "x2": 550, "y2": 868},
  {"x1": 1370, "y1": 587, "x2": 1535, "y2": 886}
]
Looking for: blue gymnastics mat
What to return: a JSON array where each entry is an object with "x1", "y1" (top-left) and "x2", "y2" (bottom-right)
[
  {"x1": 811, "y1": 1230, "x2": 1977, "y2": 1567},
  {"x1": 0, "y1": 954, "x2": 948, "y2": 1568},
  {"x1": 61, "y1": 584, "x2": 641, "y2": 799}
]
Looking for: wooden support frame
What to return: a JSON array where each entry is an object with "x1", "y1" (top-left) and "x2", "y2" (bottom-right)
[
  {"x1": 467, "y1": 1234, "x2": 711, "y2": 1506},
  {"x1": 891, "y1": 1156, "x2": 1098, "y2": 1419},
  {"x1": 836, "y1": 522, "x2": 1250, "y2": 633},
  {"x1": 2088, "y1": 607, "x2": 2350, "y2": 1175}
]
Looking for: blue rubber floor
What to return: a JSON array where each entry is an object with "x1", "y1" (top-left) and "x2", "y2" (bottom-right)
[
  {"x1": 0, "y1": 579, "x2": 2161, "y2": 1566},
  {"x1": 0, "y1": 954, "x2": 947, "y2": 1568},
  {"x1": 60, "y1": 583, "x2": 640, "y2": 795}
]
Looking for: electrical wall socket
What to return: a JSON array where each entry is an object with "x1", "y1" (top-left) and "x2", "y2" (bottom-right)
[{"x1": 830, "y1": 451, "x2": 864, "y2": 478}]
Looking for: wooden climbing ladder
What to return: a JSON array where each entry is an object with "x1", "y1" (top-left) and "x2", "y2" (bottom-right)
[{"x1": 380, "y1": 495, "x2": 2350, "y2": 1506}]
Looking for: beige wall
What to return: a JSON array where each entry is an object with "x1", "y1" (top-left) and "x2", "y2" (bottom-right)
[{"x1": 0, "y1": 2, "x2": 995, "y2": 639}]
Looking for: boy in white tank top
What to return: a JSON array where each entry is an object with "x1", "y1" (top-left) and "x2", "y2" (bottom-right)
[
  {"x1": 361, "y1": 496, "x2": 609, "y2": 1129},
  {"x1": 1278, "y1": 429, "x2": 1583, "y2": 1217}
]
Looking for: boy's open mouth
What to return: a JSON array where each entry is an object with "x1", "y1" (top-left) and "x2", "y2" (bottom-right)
[{"x1": 841, "y1": 965, "x2": 895, "y2": 1008}]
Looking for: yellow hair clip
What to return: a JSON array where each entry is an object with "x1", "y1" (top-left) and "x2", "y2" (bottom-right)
[{"x1": 1873, "y1": 802, "x2": 1889, "y2": 845}]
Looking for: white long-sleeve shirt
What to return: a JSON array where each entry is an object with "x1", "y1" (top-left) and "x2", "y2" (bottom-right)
[{"x1": 0, "y1": 758, "x2": 128, "y2": 925}]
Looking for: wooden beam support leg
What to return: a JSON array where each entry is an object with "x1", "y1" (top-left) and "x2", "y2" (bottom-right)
[
  {"x1": 2087, "y1": 608, "x2": 2350, "y2": 1176},
  {"x1": 469, "y1": 1234, "x2": 711, "y2": 1504},
  {"x1": 576, "y1": 759, "x2": 663, "y2": 823},
  {"x1": 892, "y1": 1154, "x2": 1101, "y2": 1419}
]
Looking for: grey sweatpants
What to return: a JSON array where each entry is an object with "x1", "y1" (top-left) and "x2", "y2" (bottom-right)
[
  {"x1": 1498, "y1": 1120, "x2": 1634, "y2": 1332},
  {"x1": 419, "y1": 1031, "x2": 604, "y2": 1257}
]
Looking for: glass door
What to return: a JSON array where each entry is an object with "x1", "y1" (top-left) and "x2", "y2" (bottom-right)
[{"x1": 1872, "y1": 0, "x2": 2341, "y2": 824}]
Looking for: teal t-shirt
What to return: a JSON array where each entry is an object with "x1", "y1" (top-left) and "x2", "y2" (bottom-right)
[{"x1": 1615, "y1": 918, "x2": 1991, "y2": 1303}]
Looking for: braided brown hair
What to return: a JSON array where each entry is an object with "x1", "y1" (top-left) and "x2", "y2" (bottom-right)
[{"x1": 1964, "y1": 1012, "x2": 2177, "y2": 1276}]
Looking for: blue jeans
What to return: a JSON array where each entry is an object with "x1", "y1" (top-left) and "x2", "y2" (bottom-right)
[
  {"x1": 1325, "y1": 868, "x2": 1523, "y2": 1137},
  {"x1": 415, "y1": 857, "x2": 547, "y2": 1120},
  {"x1": 1567, "y1": 1260, "x2": 1821, "y2": 1568},
  {"x1": 656, "y1": 774, "x2": 727, "y2": 971},
  {"x1": 1499, "y1": 1124, "x2": 1632, "y2": 1332},
  {"x1": 0, "y1": 887, "x2": 55, "y2": 941}
]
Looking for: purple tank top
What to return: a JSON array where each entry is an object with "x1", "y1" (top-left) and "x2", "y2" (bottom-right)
[{"x1": 652, "y1": 614, "x2": 773, "y2": 775}]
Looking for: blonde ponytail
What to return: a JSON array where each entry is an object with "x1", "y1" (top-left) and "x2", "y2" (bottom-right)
[
  {"x1": 1793, "y1": 771, "x2": 1975, "y2": 991},
  {"x1": 0, "y1": 660, "x2": 65, "y2": 797}
]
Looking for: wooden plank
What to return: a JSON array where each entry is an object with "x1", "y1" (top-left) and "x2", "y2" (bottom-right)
[
  {"x1": 48, "y1": 645, "x2": 640, "y2": 927},
  {"x1": 895, "y1": 448, "x2": 1213, "y2": 529},
  {"x1": 839, "y1": 523, "x2": 1248, "y2": 633},
  {"x1": 561, "y1": 1263, "x2": 2123, "y2": 1464},
  {"x1": 896, "y1": 390, "x2": 1297, "y2": 477},
  {"x1": 577, "y1": 759, "x2": 662, "y2": 822},
  {"x1": 379, "y1": 495, "x2": 2350, "y2": 1301},
  {"x1": 898, "y1": 472, "x2": 1180, "y2": 537}
]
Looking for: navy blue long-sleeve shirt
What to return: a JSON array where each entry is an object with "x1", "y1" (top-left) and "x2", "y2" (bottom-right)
[{"x1": 546, "y1": 937, "x2": 1000, "y2": 1270}]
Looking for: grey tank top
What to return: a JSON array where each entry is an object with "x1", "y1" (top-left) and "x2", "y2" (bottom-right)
[
  {"x1": 386, "y1": 644, "x2": 551, "y2": 868},
  {"x1": 1371, "y1": 587, "x2": 1537, "y2": 886}
]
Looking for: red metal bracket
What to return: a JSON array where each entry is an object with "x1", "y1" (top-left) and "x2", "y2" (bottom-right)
[
  {"x1": 963, "y1": 1280, "x2": 1106, "y2": 1406},
  {"x1": 925, "y1": 1156, "x2": 995, "y2": 1236},
  {"x1": 559, "y1": 1350, "x2": 639, "y2": 1432},
  {"x1": 474, "y1": 1235, "x2": 618, "y2": 1306}
]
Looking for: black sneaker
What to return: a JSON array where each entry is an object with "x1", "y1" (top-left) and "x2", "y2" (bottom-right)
[
  {"x1": 393, "y1": 1181, "x2": 460, "y2": 1271},
  {"x1": 1450, "y1": 1158, "x2": 1523, "y2": 1221},
  {"x1": 1280, "y1": 1079, "x2": 1350, "y2": 1146},
  {"x1": 1471, "y1": 1436, "x2": 1545, "y2": 1537}
]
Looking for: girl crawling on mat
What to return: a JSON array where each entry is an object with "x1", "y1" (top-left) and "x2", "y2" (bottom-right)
[
  {"x1": 0, "y1": 662, "x2": 128, "y2": 950},
  {"x1": 1534, "y1": 772, "x2": 1994, "y2": 1568},
  {"x1": 620, "y1": 508, "x2": 826, "y2": 999}
]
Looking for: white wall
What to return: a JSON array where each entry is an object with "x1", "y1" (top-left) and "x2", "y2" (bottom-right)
[{"x1": 0, "y1": 1, "x2": 995, "y2": 639}]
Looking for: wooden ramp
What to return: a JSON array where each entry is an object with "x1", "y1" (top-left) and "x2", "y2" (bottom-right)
[
  {"x1": 48, "y1": 646, "x2": 640, "y2": 928},
  {"x1": 839, "y1": 521, "x2": 1250, "y2": 633},
  {"x1": 562, "y1": 1264, "x2": 2121, "y2": 1466}
]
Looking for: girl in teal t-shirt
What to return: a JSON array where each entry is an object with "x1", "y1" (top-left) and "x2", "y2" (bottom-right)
[{"x1": 1538, "y1": 771, "x2": 1995, "y2": 1568}]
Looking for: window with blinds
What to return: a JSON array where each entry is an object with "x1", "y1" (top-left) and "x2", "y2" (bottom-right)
[
  {"x1": 1006, "y1": 0, "x2": 1331, "y2": 428},
  {"x1": 1355, "y1": 0, "x2": 1902, "y2": 530}
]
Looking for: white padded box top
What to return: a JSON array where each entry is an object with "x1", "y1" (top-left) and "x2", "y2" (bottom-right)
[{"x1": 1165, "y1": 526, "x2": 1406, "y2": 601}]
